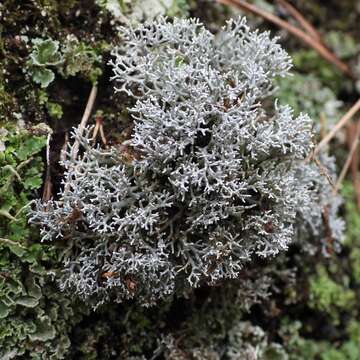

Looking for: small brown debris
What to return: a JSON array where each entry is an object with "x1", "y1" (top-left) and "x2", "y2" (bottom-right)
[{"x1": 101, "y1": 271, "x2": 118, "y2": 279}]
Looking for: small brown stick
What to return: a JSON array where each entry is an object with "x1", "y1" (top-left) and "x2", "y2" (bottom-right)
[
  {"x1": 71, "y1": 85, "x2": 98, "y2": 160},
  {"x1": 314, "y1": 157, "x2": 335, "y2": 190},
  {"x1": 99, "y1": 124, "x2": 107, "y2": 146},
  {"x1": 92, "y1": 118, "x2": 101, "y2": 141},
  {"x1": 314, "y1": 98, "x2": 360, "y2": 155},
  {"x1": 92, "y1": 113, "x2": 107, "y2": 146},
  {"x1": 276, "y1": 0, "x2": 324, "y2": 44},
  {"x1": 64, "y1": 85, "x2": 97, "y2": 194},
  {"x1": 319, "y1": 112, "x2": 327, "y2": 140},
  {"x1": 42, "y1": 169, "x2": 53, "y2": 203},
  {"x1": 217, "y1": 0, "x2": 353, "y2": 77},
  {"x1": 333, "y1": 120, "x2": 360, "y2": 195},
  {"x1": 42, "y1": 133, "x2": 53, "y2": 203},
  {"x1": 60, "y1": 132, "x2": 69, "y2": 163}
]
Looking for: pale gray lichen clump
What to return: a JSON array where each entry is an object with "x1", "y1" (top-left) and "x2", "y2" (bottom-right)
[{"x1": 30, "y1": 17, "x2": 343, "y2": 307}]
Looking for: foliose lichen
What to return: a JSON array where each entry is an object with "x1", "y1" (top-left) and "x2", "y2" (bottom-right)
[{"x1": 0, "y1": 125, "x2": 85, "y2": 359}]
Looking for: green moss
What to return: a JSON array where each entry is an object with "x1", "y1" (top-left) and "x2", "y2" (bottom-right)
[
  {"x1": 291, "y1": 50, "x2": 345, "y2": 91},
  {"x1": 46, "y1": 101, "x2": 63, "y2": 120},
  {"x1": 340, "y1": 182, "x2": 360, "y2": 286},
  {"x1": 309, "y1": 266, "x2": 355, "y2": 320},
  {"x1": 325, "y1": 31, "x2": 358, "y2": 59},
  {"x1": 341, "y1": 182, "x2": 360, "y2": 247},
  {"x1": 275, "y1": 72, "x2": 342, "y2": 127},
  {"x1": 166, "y1": 0, "x2": 190, "y2": 17},
  {"x1": 279, "y1": 318, "x2": 360, "y2": 360},
  {"x1": 349, "y1": 248, "x2": 360, "y2": 284}
]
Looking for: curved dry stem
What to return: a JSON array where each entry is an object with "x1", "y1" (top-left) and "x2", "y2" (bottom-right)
[
  {"x1": 276, "y1": 0, "x2": 323, "y2": 43},
  {"x1": 71, "y1": 84, "x2": 98, "y2": 160},
  {"x1": 314, "y1": 98, "x2": 360, "y2": 155},
  {"x1": 218, "y1": 0, "x2": 353, "y2": 77},
  {"x1": 333, "y1": 120, "x2": 360, "y2": 195}
]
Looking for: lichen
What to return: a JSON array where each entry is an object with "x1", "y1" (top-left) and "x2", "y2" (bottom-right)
[
  {"x1": 30, "y1": 17, "x2": 343, "y2": 309},
  {"x1": 0, "y1": 125, "x2": 86, "y2": 359}
]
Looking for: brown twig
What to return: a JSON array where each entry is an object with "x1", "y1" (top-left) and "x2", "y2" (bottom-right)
[
  {"x1": 314, "y1": 157, "x2": 336, "y2": 190},
  {"x1": 99, "y1": 126, "x2": 107, "y2": 146},
  {"x1": 333, "y1": 120, "x2": 360, "y2": 195},
  {"x1": 92, "y1": 118, "x2": 101, "y2": 141},
  {"x1": 60, "y1": 132, "x2": 69, "y2": 164},
  {"x1": 64, "y1": 85, "x2": 97, "y2": 194},
  {"x1": 42, "y1": 133, "x2": 53, "y2": 203},
  {"x1": 276, "y1": 0, "x2": 324, "y2": 44},
  {"x1": 42, "y1": 169, "x2": 53, "y2": 203},
  {"x1": 92, "y1": 113, "x2": 107, "y2": 146},
  {"x1": 71, "y1": 84, "x2": 98, "y2": 160},
  {"x1": 319, "y1": 112, "x2": 327, "y2": 140},
  {"x1": 314, "y1": 98, "x2": 360, "y2": 155},
  {"x1": 217, "y1": 0, "x2": 353, "y2": 77}
]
